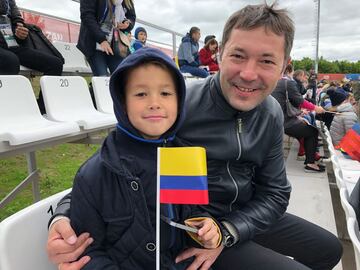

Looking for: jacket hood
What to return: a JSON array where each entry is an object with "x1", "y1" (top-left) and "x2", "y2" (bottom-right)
[
  {"x1": 181, "y1": 33, "x2": 192, "y2": 43},
  {"x1": 109, "y1": 47, "x2": 186, "y2": 143}
]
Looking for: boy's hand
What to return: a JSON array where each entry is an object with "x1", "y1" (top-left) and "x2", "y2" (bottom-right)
[
  {"x1": 47, "y1": 218, "x2": 93, "y2": 264},
  {"x1": 185, "y1": 218, "x2": 221, "y2": 249}
]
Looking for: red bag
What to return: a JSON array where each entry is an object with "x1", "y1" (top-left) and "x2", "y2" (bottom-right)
[{"x1": 338, "y1": 124, "x2": 360, "y2": 161}]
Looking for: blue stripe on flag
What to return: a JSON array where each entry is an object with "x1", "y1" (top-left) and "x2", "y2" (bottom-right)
[{"x1": 160, "y1": 175, "x2": 207, "y2": 190}]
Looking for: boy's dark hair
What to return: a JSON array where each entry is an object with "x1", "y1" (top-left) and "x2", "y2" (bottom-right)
[
  {"x1": 119, "y1": 59, "x2": 180, "y2": 105},
  {"x1": 220, "y1": 2, "x2": 294, "y2": 62}
]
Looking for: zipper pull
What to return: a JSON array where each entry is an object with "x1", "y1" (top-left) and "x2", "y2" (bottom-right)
[
  {"x1": 237, "y1": 118, "x2": 242, "y2": 133},
  {"x1": 162, "y1": 139, "x2": 168, "y2": 147}
]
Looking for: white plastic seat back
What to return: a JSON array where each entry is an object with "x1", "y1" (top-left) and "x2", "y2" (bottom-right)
[
  {"x1": 0, "y1": 75, "x2": 79, "y2": 145},
  {"x1": 339, "y1": 187, "x2": 356, "y2": 220},
  {"x1": 52, "y1": 41, "x2": 91, "y2": 73},
  {"x1": 347, "y1": 217, "x2": 360, "y2": 269},
  {"x1": 40, "y1": 76, "x2": 116, "y2": 130},
  {"x1": 0, "y1": 188, "x2": 71, "y2": 270},
  {"x1": 0, "y1": 75, "x2": 41, "y2": 120},
  {"x1": 91, "y1": 77, "x2": 114, "y2": 114}
]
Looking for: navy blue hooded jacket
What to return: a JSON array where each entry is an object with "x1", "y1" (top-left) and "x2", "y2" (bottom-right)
[
  {"x1": 177, "y1": 33, "x2": 200, "y2": 67},
  {"x1": 70, "y1": 48, "x2": 195, "y2": 270}
]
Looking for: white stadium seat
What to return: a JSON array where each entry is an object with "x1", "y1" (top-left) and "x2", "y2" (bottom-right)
[
  {"x1": 52, "y1": 41, "x2": 92, "y2": 74},
  {"x1": 347, "y1": 217, "x2": 360, "y2": 270},
  {"x1": 91, "y1": 76, "x2": 114, "y2": 114},
  {"x1": 0, "y1": 75, "x2": 80, "y2": 145},
  {"x1": 0, "y1": 188, "x2": 71, "y2": 270},
  {"x1": 40, "y1": 76, "x2": 116, "y2": 130},
  {"x1": 339, "y1": 187, "x2": 356, "y2": 220}
]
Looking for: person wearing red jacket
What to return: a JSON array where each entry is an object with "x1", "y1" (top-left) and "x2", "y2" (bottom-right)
[{"x1": 199, "y1": 35, "x2": 219, "y2": 73}]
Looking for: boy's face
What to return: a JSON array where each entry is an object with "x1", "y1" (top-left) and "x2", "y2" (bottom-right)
[
  {"x1": 219, "y1": 27, "x2": 286, "y2": 112},
  {"x1": 125, "y1": 64, "x2": 178, "y2": 140},
  {"x1": 138, "y1": 31, "x2": 147, "y2": 42}
]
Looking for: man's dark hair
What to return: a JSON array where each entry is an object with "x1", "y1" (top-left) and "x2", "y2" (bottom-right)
[
  {"x1": 220, "y1": 2, "x2": 294, "y2": 61},
  {"x1": 189, "y1": 26, "x2": 200, "y2": 37}
]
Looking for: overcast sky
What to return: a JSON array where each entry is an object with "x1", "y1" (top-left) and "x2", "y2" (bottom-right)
[{"x1": 16, "y1": 0, "x2": 360, "y2": 62}]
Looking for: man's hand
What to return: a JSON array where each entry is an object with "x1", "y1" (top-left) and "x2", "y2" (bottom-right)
[
  {"x1": 100, "y1": 41, "x2": 113, "y2": 55},
  {"x1": 47, "y1": 218, "x2": 93, "y2": 264},
  {"x1": 15, "y1": 23, "x2": 28, "y2": 39},
  {"x1": 175, "y1": 246, "x2": 224, "y2": 270},
  {"x1": 58, "y1": 256, "x2": 91, "y2": 270}
]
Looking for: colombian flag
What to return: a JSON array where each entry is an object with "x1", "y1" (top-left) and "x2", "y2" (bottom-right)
[{"x1": 158, "y1": 147, "x2": 209, "y2": 204}]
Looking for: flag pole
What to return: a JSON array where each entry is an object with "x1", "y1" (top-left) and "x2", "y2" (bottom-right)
[{"x1": 156, "y1": 148, "x2": 161, "y2": 270}]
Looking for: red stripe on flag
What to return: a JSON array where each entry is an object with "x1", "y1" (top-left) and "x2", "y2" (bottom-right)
[{"x1": 160, "y1": 189, "x2": 209, "y2": 204}]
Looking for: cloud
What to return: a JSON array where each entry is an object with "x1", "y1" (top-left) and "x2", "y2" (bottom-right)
[{"x1": 16, "y1": 0, "x2": 360, "y2": 62}]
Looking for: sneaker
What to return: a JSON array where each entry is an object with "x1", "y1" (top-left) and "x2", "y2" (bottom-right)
[
  {"x1": 297, "y1": 154, "x2": 306, "y2": 161},
  {"x1": 304, "y1": 165, "x2": 325, "y2": 173}
]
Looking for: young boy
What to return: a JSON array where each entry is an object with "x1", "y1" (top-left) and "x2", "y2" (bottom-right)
[
  {"x1": 69, "y1": 47, "x2": 221, "y2": 270},
  {"x1": 132, "y1": 26, "x2": 147, "y2": 51}
]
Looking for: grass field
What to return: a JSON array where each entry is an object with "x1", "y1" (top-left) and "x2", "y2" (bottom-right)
[{"x1": 0, "y1": 143, "x2": 99, "y2": 221}]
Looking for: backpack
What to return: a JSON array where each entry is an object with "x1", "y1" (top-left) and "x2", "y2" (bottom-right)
[{"x1": 23, "y1": 24, "x2": 65, "y2": 64}]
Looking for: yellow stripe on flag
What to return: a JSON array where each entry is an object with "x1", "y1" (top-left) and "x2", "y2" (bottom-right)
[{"x1": 159, "y1": 147, "x2": 207, "y2": 176}]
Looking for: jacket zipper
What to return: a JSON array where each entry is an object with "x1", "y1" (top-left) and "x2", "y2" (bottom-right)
[{"x1": 228, "y1": 117, "x2": 242, "y2": 211}]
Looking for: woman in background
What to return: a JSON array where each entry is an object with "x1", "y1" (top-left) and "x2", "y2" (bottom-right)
[{"x1": 77, "y1": 0, "x2": 135, "y2": 76}]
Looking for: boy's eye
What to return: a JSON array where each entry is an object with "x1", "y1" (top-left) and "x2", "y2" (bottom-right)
[
  {"x1": 134, "y1": 92, "x2": 146, "y2": 97},
  {"x1": 161, "y1": 90, "x2": 175, "y2": 96}
]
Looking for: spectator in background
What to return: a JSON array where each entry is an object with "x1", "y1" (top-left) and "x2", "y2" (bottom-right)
[
  {"x1": 132, "y1": 26, "x2": 147, "y2": 51},
  {"x1": 199, "y1": 35, "x2": 219, "y2": 73},
  {"x1": 177, "y1": 26, "x2": 209, "y2": 78},
  {"x1": 272, "y1": 64, "x2": 327, "y2": 172},
  {"x1": 77, "y1": 0, "x2": 136, "y2": 76},
  {"x1": 0, "y1": 0, "x2": 63, "y2": 114},
  {"x1": 0, "y1": 0, "x2": 63, "y2": 75},
  {"x1": 329, "y1": 89, "x2": 358, "y2": 146},
  {"x1": 293, "y1": 70, "x2": 307, "y2": 95}
]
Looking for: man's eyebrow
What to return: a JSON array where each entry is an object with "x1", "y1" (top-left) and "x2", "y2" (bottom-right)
[{"x1": 231, "y1": 47, "x2": 276, "y2": 58}]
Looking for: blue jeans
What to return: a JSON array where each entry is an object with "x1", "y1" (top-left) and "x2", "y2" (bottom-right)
[
  {"x1": 180, "y1": 65, "x2": 209, "y2": 78},
  {"x1": 87, "y1": 50, "x2": 123, "y2": 76}
]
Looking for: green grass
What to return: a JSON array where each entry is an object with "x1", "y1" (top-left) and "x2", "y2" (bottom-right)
[{"x1": 0, "y1": 143, "x2": 99, "y2": 221}]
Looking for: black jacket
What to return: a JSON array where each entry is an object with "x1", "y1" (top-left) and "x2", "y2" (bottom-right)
[
  {"x1": 0, "y1": 0, "x2": 24, "y2": 48},
  {"x1": 69, "y1": 48, "x2": 196, "y2": 270},
  {"x1": 272, "y1": 78, "x2": 305, "y2": 129},
  {"x1": 177, "y1": 74, "x2": 291, "y2": 244},
  {"x1": 77, "y1": 0, "x2": 136, "y2": 58}
]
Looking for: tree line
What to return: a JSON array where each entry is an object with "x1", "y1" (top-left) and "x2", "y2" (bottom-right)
[{"x1": 292, "y1": 57, "x2": 360, "y2": 74}]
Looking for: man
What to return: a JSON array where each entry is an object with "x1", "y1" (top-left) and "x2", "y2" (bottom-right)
[
  {"x1": 0, "y1": 0, "x2": 63, "y2": 75},
  {"x1": 47, "y1": 3, "x2": 342, "y2": 270},
  {"x1": 177, "y1": 26, "x2": 209, "y2": 78}
]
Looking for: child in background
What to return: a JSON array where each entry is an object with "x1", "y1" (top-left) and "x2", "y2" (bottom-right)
[
  {"x1": 132, "y1": 26, "x2": 147, "y2": 51},
  {"x1": 69, "y1": 47, "x2": 221, "y2": 270},
  {"x1": 199, "y1": 35, "x2": 219, "y2": 73},
  {"x1": 329, "y1": 88, "x2": 358, "y2": 146}
]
